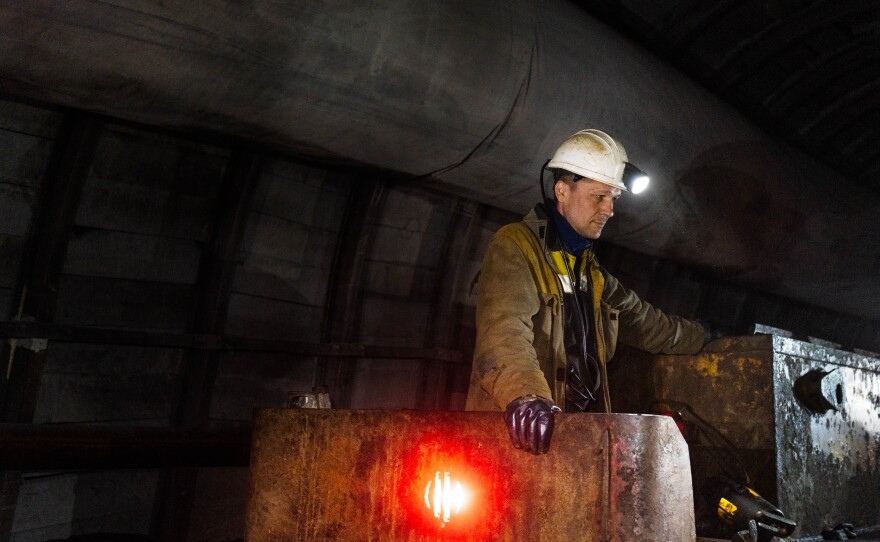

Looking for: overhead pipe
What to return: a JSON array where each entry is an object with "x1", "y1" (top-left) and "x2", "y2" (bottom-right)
[{"x1": 0, "y1": 1, "x2": 877, "y2": 319}]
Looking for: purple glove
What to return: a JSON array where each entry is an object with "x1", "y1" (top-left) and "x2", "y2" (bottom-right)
[{"x1": 504, "y1": 395, "x2": 562, "y2": 455}]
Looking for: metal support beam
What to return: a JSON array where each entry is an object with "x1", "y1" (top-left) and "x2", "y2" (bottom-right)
[
  {"x1": 319, "y1": 178, "x2": 386, "y2": 408},
  {"x1": 0, "y1": 113, "x2": 101, "y2": 541},
  {"x1": 176, "y1": 150, "x2": 264, "y2": 427},
  {"x1": 1, "y1": 115, "x2": 101, "y2": 420},
  {"x1": 0, "y1": 321, "x2": 463, "y2": 362},
  {"x1": 152, "y1": 150, "x2": 262, "y2": 542},
  {"x1": 420, "y1": 199, "x2": 483, "y2": 410},
  {"x1": 0, "y1": 424, "x2": 250, "y2": 470}
]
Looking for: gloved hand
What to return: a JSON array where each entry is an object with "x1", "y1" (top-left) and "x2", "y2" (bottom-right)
[{"x1": 503, "y1": 395, "x2": 562, "y2": 455}]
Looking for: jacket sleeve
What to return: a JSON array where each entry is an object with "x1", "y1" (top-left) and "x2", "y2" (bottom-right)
[
  {"x1": 472, "y1": 230, "x2": 554, "y2": 409},
  {"x1": 601, "y1": 269, "x2": 705, "y2": 355}
]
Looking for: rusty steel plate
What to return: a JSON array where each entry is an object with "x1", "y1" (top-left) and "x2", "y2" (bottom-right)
[{"x1": 246, "y1": 409, "x2": 694, "y2": 541}]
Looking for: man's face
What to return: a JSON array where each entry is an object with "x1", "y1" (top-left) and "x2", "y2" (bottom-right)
[{"x1": 555, "y1": 177, "x2": 622, "y2": 239}]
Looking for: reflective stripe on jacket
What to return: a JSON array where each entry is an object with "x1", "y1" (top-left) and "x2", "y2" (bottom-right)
[{"x1": 465, "y1": 207, "x2": 705, "y2": 412}]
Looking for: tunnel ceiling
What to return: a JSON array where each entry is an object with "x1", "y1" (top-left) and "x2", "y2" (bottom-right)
[
  {"x1": 0, "y1": 1, "x2": 878, "y2": 322},
  {"x1": 573, "y1": 0, "x2": 880, "y2": 197}
]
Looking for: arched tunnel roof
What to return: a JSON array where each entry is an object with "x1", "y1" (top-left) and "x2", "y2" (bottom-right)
[{"x1": 0, "y1": 1, "x2": 877, "y2": 320}]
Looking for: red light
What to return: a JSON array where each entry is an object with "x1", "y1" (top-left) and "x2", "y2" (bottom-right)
[
  {"x1": 424, "y1": 471, "x2": 470, "y2": 525},
  {"x1": 396, "y1": 433, "x2": 508, "y2": 540}
]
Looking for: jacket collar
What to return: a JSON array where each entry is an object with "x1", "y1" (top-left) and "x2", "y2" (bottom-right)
[
  {"x1": 524, "y1": 203, "x2": 592, "y2": 255},
  {"x1": 522, "y1": 204, "x2": 556, "y2": 249}
]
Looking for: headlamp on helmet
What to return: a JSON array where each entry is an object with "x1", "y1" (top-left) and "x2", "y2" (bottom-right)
[
  {"x1": 622, "y1": 163, "x2": 650, "y2": 194},
  {"x1": 546, "y1": 129, "x2": 650, "y2": 194}
]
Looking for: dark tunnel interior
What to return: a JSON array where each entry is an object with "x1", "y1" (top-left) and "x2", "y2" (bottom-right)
[{"x1": 0, "y1": 2, "x2": 878, "y2": 541}]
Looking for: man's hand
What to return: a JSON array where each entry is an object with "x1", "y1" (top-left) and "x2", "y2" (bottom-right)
[{"x1": 503, "y1": 395, "x2": 562, "y2": 455}]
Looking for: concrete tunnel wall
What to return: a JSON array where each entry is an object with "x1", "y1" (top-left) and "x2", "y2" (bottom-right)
[
  {"x1": 0, "y1": 102, "x2": 487, "y2": 539},
  {"x1": 5, "y1": 97, "x2": 875, "y2": 541},
  {"x1": 1, "y1": 1, "x2": 879, "y2": 320}
]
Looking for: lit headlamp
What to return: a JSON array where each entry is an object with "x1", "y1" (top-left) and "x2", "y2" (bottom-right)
[{"x1": 623, "y1": 163, "x2": 650, "y2": 194}]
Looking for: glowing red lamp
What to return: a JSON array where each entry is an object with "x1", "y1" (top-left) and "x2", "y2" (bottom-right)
[
  {"x1": 424, "y1": 471, "x2": 470, "y2": 525},
  {"x1": 248, "y1": 410, "x2": 696, "y2": 541}
]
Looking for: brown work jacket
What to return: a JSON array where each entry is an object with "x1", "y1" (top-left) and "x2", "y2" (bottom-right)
[{"x1": 465, "y1": 207, "x2": 705, "y2": 412}]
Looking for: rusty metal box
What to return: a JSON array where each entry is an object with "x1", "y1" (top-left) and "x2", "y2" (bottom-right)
[
  {"x1": 610, "y1": 334, "x2": 880, "y2": 537},
  {"x1": 246, "y1": 409, "x2": 694, "y2": 541}
]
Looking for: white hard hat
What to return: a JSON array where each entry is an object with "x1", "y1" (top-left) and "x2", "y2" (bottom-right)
[{"x1": 546, "y1": 129, "x2": 629, "y2": 191}]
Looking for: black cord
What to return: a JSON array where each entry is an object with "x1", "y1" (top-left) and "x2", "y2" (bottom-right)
[
  {"x1": 539, "y1": 159, "x2": 551, "y2": 203},
  {"x1": 652, "y1": 399, "x2": 752, "y2": 485},
  {"x1": 539, "y1": 162, "x2": 601, "y2": 408}
]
